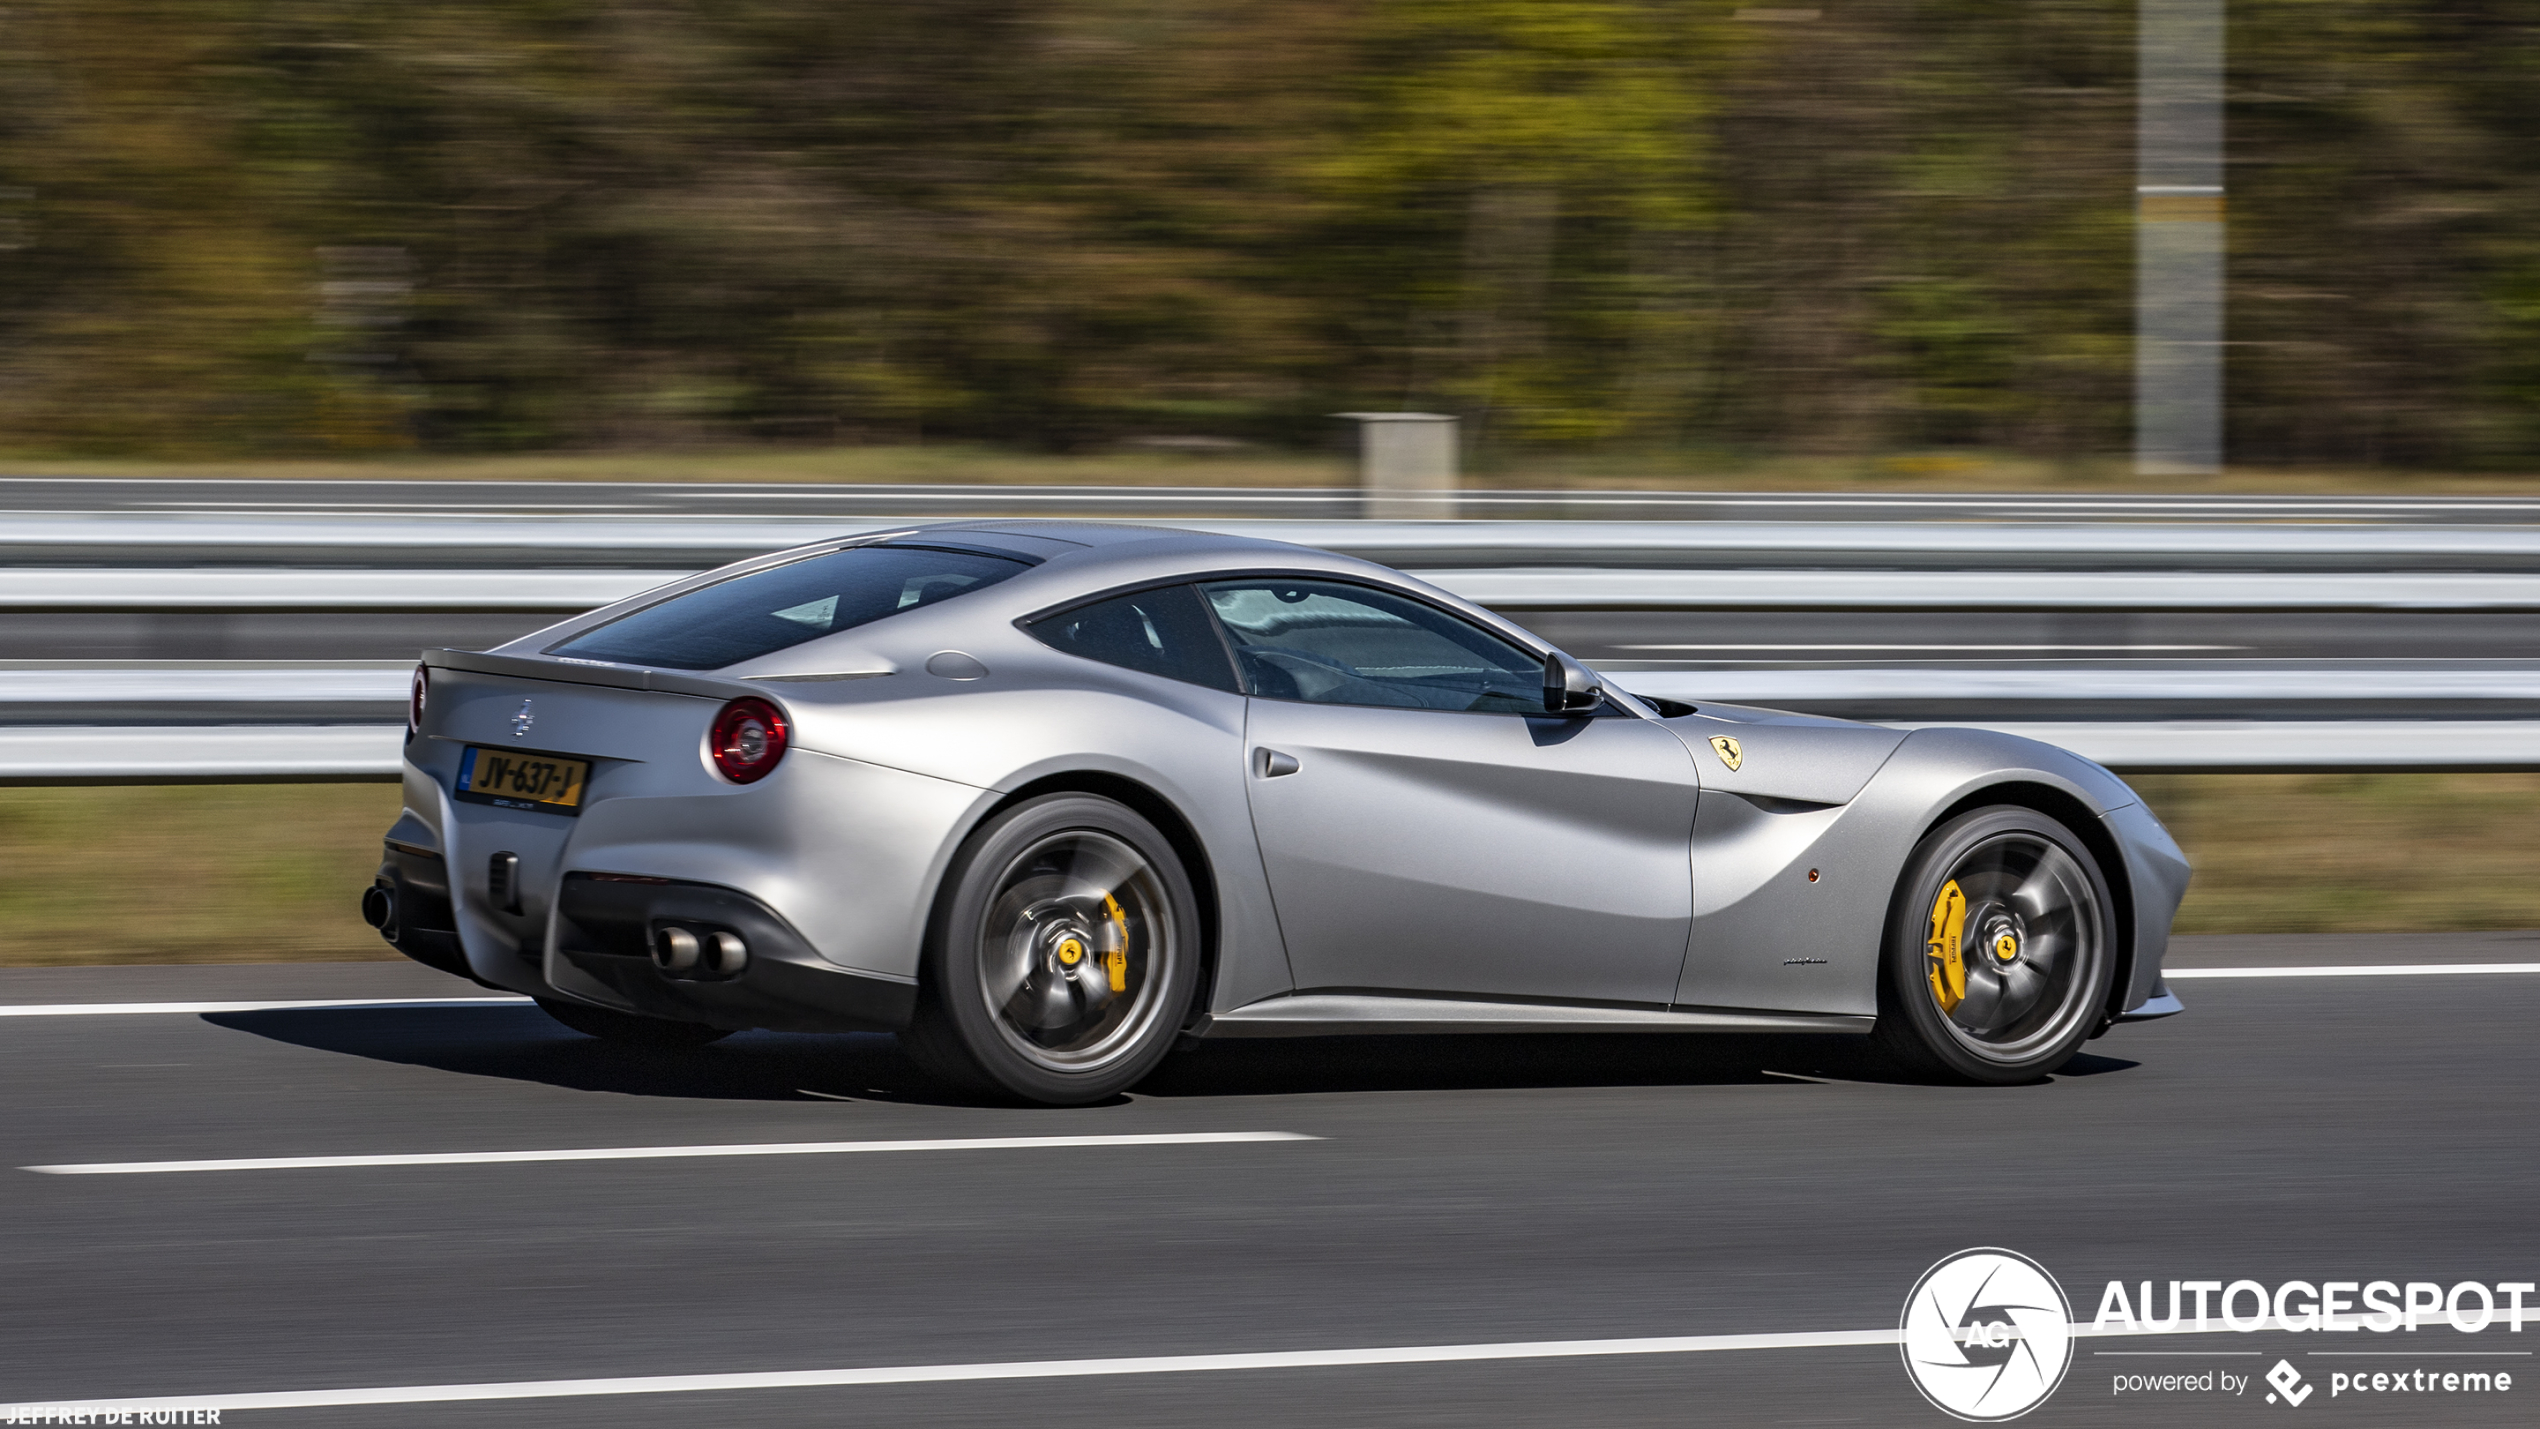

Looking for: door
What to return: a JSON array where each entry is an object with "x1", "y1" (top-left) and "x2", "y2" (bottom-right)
[{"x1": 1205, "y1": 578, "x2": 1699, "y2": 1005}]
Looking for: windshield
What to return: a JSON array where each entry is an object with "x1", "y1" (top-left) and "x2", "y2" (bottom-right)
[{"x1": 548, "y1": 543, "x2": 1031, "y2": 670}]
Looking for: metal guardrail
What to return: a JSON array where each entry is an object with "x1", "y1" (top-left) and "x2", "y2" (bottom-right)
[
  {"x1": 5, "y1": 508, "x2": 2537, "y2": 778},
  {"x1": 1435, "y1": 569, "x2": 2540, "y2": 609},
  {"x1": 13, "y1": 514, "x2": 2540, "y2": 566},
  {"x1": 2, "y1": 661, "x2": 2536, "y2": 778},
  {"x1": 0, "y1": 726, "x2": 399, "y2": 783},
  {"x1": 6, "y1": 716, "x2": 2535, "y2": 783},
  {"x1": 0, "y1": 569, "x2": 662, "y2": 609},
  {"x1": 8, "y1": 663, "x2": 2539, "y2": 709},
  {"x1": 11, "y1": 565, "x2": 2540, "y2": 611},
  {"x1": 16, "y1": 475, "x2": 2540, "y2": 524}
]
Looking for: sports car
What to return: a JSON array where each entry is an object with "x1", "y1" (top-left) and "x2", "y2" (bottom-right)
[{"x1": 364, "y1": 519, "x2": 2190, "y2": 1103}]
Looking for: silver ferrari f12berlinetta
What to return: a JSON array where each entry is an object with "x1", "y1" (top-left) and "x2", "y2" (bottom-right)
[{"x1": 365, "y1": 520, "x2": 2189, "y2": 1103}]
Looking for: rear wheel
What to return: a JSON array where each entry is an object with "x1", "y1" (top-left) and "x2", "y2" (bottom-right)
[
  {"x1": 903, "y1": 794, "x2": 1200, "y2": 1105},
  {"x1": 536, "y1": 996, "x2": 732, "y2": 1048},
  {"x1": 1872, "y1": 806, "x2": 2116, "y2": 1084}
]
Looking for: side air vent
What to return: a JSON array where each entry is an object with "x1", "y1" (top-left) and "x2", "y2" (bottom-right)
[{"x1": 488, "y1": 851, "x2": 522, "y2": 915}]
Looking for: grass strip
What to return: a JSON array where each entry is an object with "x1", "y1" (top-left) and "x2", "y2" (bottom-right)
[{"x1": 0, "y1": 773, "x2": 2531, "y2": 965}]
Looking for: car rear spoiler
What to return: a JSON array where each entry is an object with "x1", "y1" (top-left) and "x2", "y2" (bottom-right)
[{"x1": 422, "y1": 648, "x2": 766, "y2": 702}]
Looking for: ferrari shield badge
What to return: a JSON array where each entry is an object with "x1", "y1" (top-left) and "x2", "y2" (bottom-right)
[{"x1": 1708, "y1": 735, "x2": 1743, "y2": 771}]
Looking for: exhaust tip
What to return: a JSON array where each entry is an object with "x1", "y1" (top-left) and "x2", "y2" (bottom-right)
[
  {"x1": 360, "y1": 885, "x2": 396, "y2": 933},
  {"x1": 653, "y1": 926, "x2": 701, "y2": 973},
  {"x1": 710, "y1": 932, "x2": 748, "y2": 975}
]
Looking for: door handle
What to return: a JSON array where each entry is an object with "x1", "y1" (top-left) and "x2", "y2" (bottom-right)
[{"x1": 1253, "y1": 747, "x2": 1300, "y2": 778}]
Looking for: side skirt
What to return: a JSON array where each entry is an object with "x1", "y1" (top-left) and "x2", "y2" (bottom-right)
[
  {"x1": 2115, "y1": 980, "x2": 2186, "y2": 1022},
  {"x1": 1192, "y1": 992, "x2": 1874, "y2": 1040}
]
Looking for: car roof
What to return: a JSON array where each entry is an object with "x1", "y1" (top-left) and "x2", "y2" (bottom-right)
[
  {"x1": 889, "y1": 519, "x2": 1327, "y2": 566},
  {"x1": 914, "y1": 518, "x2": 1240, "y2": 549},
  {"x1": 481, "y1": 515, "x2": 1610, "y2": 693}
]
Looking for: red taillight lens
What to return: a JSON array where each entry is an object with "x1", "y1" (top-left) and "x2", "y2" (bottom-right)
[
  {"x1": 408, "y1": 663, "x2": 429, "y2": 734},
  {"x1": 709, "y1": 697, "x2": 789, "y2": 783}
]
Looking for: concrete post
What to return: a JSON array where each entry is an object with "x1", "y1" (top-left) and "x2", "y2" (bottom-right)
[
  {"x1": 1337, "y1": 413, "x2": 1458, "y2": 519},
  {"x1": 2136, "y1": 0, "x2": 2226, "y2": 476}
]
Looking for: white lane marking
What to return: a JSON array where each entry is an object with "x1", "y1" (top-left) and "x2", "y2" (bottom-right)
[
  {"x1": 3, "y1": 1328, "x2": 1907, "y2": 1414},
  {"x1": 0, "y1": 1316, "x2": 2374, "y2": 1415},
  {"x1": 24, "y1": 1131, "x2": 1316, "y2": 1176},
  {"x1": 1616, "y1": 643, "x2": 2243, "y2": 652},
  {"x1": 0, "y1": 997, "x2": 533, "y2": 1017},
  {"x1": 2165, "y1": 962, "x2": 2540, "y2": 979}
]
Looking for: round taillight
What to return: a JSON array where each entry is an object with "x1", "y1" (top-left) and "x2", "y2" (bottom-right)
[
  {"x1": 408, "y1": 663, "x2": 429, "y2": 735},
  {"x1": 709, "y1": 697, "x2": 789, "y2": 784}
]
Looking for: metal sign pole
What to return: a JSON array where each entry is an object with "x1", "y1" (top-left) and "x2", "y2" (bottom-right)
[{"x1": 2136, "y1": 0, "x2": 2225, "y2": 476}]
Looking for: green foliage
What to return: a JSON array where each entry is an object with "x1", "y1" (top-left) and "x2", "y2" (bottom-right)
[
  {"x1": 0, "y1": 0, "x2": 2532, "y2": 463},
  {"x1": 2136, "y1": 773, "x2": 2540, "y2": 935},
  {"x1": 0, "y1": 784, "x2": 403, "y2": 964},
  {"x1": 0, "y1": 775, "x2": 2532, "y2": 966}
]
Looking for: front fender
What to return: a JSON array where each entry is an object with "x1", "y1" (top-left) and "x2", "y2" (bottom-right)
[
  {"x1": 2103, "y1": 798, "x2": 2191, "y2": 1014},
  {"x1": 1675, "y1": 720, "x2": 2169, "y2": 1018}
]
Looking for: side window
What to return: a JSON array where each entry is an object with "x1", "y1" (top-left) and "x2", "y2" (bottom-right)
[
  {"x1": 1025, "y1": 584, "x2": 1240, "y2": 693},
  {"x1": 1201, "y1": 578, "x2": 1544, "y2": 713}
]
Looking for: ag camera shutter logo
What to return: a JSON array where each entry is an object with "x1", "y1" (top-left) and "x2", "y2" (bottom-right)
[{"x1": 1901, "y1": 1248, "x2": 2075, "y2": 1421}]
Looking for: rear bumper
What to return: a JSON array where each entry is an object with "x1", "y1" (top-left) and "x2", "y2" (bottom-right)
[
  {"x1": 366, "y1": 843, "x2": 488, "y2": 987},
  {"x1": 550, "y1": 872, "x2": 917, "y2": 1033}
]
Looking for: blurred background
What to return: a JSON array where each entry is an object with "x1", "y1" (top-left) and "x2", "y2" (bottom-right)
[
  {"x1": 0, "y1": 0, "x2": 2534, "y2": 473},
  {"x1": 1, "y1": 1, "x2": 2538, "y2": 967}
]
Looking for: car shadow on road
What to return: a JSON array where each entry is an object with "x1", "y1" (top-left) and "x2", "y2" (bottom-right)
[
  {"x1": 1139, "y1": 1038, "x2": 2139, "y2": 1096},
  {"x1": 203, "y1": 1006, "x2": 2140, "y2": 1105},
  {"x1": 201, "y1": 1005, "x2": 938, "y2": 1104},
  {"x1": 1142, "y1": 1032, "x2": 1886, "y2": 1097}
]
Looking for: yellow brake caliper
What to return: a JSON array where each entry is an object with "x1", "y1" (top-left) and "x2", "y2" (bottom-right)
[
  {"x1": 1925, "y1": 880, "x2": 1969, "y2": 1014},
  {"x1": 1102, "y1": 893, "x2": 1129, "y2": 993}
]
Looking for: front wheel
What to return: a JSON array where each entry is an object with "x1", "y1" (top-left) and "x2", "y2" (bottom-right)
[
  {"x1": 903, "y1": 794, "x2": 1201, "y2": 1105},
  {"x1": 1872, "y1": 806, "x2": 2116, "y2": 1084}
]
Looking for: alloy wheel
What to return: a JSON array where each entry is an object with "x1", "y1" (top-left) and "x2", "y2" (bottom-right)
[
  {"x1": 974, "y1": 830, "x2": 1178, "y2": 1074},
  {"x1": 1918, "y1": 829, "x2": 2108, "y2": 1065}
]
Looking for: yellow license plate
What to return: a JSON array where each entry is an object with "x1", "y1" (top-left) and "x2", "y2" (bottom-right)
[{"x1": 455, "y1": 746, "x2": 591, "y2": 813}]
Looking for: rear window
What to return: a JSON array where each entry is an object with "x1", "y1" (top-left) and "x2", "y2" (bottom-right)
[{"x1": 549, "y1": 544, "x2": 1031, "y2": 670}]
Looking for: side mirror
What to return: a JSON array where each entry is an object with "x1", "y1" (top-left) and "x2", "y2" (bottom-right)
[{"x1": 1542, "y1": 651, "x2": 1603, "y2": 716}]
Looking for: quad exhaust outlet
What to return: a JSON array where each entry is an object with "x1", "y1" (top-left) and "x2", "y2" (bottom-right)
[
  {"x1": 652, "y1": 925, "x2": 747, "y2": 977},
  {"x1": 653, "y1": 926, "x2": 699, "y2": 972}
]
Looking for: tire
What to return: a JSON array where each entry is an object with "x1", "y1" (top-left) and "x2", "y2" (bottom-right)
[
  {"x1": 903, "y1": 793, "x2": 1202, "y2": 1105},
  {"x1": 536, "y1": 996, "x2": 733, "y2": 1048},
  {"x1": 1871, "y1": 806, "x2": 2117, "y2": 1084}
]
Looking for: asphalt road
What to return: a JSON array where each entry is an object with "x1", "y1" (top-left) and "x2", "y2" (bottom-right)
[{"x1": 3, "y1": 934, "x2": 2536, "y2": 1425}]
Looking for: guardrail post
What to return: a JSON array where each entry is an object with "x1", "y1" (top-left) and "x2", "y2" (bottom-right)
[{"x1": 1336, "y1": 413, "x2": 1458, "y2": 519}]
